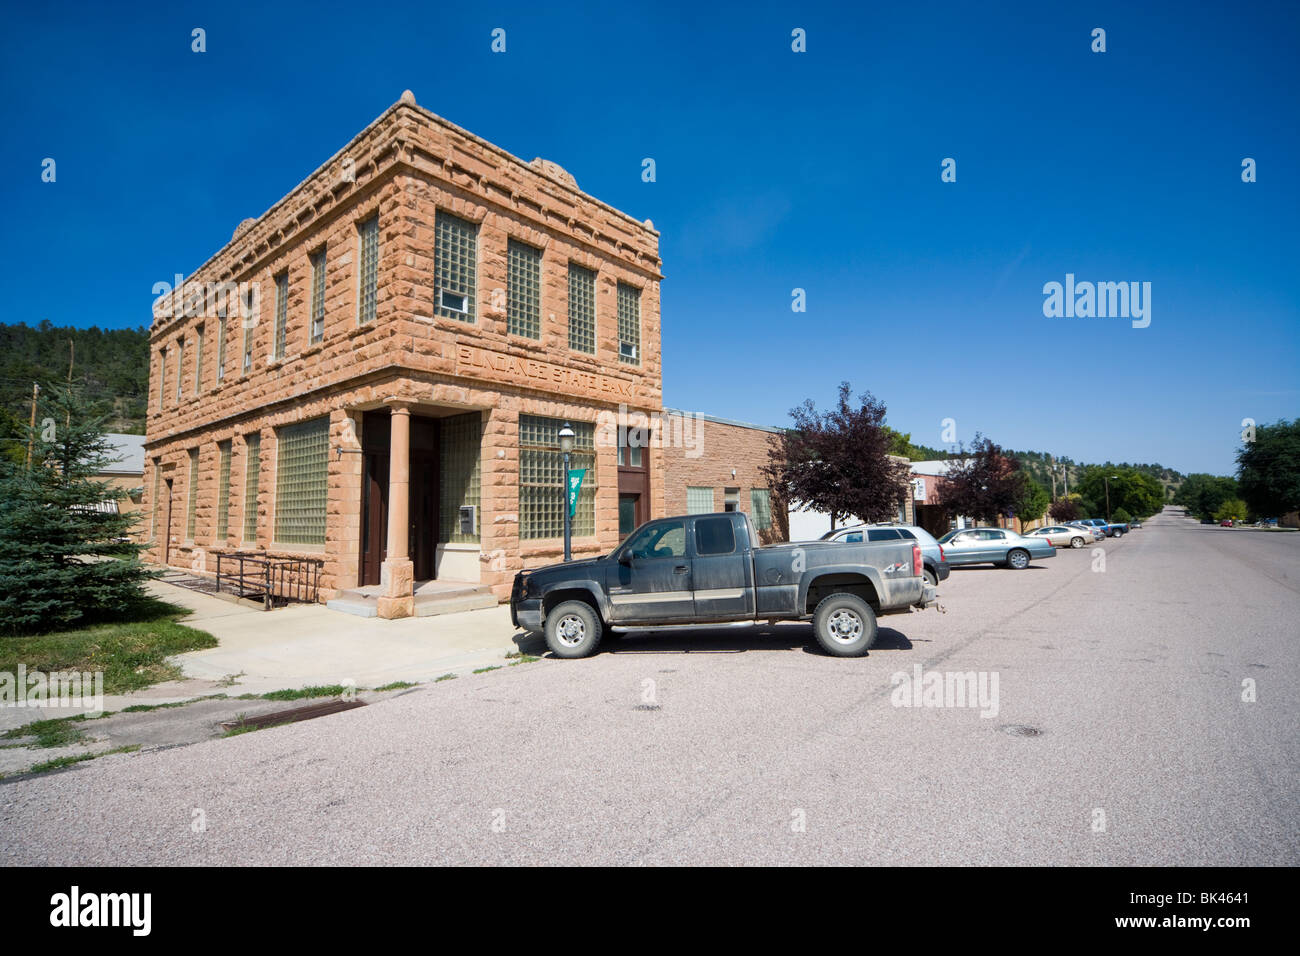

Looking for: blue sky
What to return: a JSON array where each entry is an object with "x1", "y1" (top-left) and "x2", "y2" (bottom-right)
[{"x1": 2, "y1": 0, "x2": 1296, "y2": 475}]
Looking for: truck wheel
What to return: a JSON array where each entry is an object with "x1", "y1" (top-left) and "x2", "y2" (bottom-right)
[
  {"x1": 812, "y1": 593, "x2": 878, "y2": 657},
  {"x1": 544, "y1": 600, "x2": 603, "y2": 659},
  {"x1": 1007, "y1": 548, "x2": 1030, "y2": 569},
  {"x1": 923, "y1": 567, "x2": 938, "y2": 587},
  {"x1": 1112, "y1": 528, "x2": 1124, "y2": 538},
  {"x1": 1069, "y1": 536, "x2": 1085, "y2": 549}
]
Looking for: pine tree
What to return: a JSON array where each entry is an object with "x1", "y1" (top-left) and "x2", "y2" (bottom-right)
[{"x1": 0, "y1": 385, "x2": 156, "y2": 634}]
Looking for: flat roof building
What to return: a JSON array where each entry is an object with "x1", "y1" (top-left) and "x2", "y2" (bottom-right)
[{"x1": 144, "y1": 93, "x2": 664, "y2": 617}]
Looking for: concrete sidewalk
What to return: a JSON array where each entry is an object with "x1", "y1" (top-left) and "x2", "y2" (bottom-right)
[{"x1": 159, "y1": 580, "x2": 539, "y2": 696}]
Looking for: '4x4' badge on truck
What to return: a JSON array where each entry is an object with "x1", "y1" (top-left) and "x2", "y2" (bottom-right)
[{"x1": 882, "y1": 561, "x2": 908, "y2": 574}]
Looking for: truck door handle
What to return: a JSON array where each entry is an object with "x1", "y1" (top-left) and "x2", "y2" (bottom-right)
[{"x1": 673, "y1": 565, "x2": 689, "y2": 574}]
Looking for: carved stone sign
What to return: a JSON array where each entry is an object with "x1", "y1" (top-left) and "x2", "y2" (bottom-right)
[{"x1": 455, "y1": 344, "x2": 636, "y2": 400}]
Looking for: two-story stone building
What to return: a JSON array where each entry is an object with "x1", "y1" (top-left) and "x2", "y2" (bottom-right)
[{"x1": 143, "y1": 92, "x2": 665, "y2": 617}]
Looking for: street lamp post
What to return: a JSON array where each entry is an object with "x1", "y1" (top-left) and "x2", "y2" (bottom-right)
[
  {"x1": 1104, "y1": 474, "x2": 1118, "y2": 523},
  {"x1": 559, "y1": 422, "x2": 575, "y2": 562}
]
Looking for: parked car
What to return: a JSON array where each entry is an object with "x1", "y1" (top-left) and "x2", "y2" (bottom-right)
[
  {"x1": 1220, "y1": 518, "x2": 1234, "y2": 527},
  {"x1": 819, "y1": 523, "x2": 950, "y2": 587},
  {"x1": 1077, "y1": 517, "x2": 1127, "y2": 538},
  {"x1": 935, "y1": 527, "x2": 1056, "y2": 569},
  {"x1": 512, "y1": 511, "x2": 939, "y2": 659},
  {"x1": 1065, "y1": 522, "x2": 1105, "y2": 542},
  {"x1": 1023, "y1": 525, "x2": 1090, "y2": 549}
]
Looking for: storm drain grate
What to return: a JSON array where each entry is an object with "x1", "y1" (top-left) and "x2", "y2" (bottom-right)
[
  {"x1": 1000, "y1": 724, "x2": 1043, "y2": 738},
  {"x1": 221, "y1": 699, "x2": 365, "y2": 733}
]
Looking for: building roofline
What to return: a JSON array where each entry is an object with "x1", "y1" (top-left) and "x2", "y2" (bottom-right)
[
  {"x1": 163, "y1": 94, "x2": 659, "y2": 303},
  {"x1": 663, "y1": 407, "x2": 783, "y2": 434}
]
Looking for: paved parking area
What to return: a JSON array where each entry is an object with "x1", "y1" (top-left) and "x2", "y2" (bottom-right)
[{"x1": 2, "y1": 510, "x2": 1296, "y2": 865}]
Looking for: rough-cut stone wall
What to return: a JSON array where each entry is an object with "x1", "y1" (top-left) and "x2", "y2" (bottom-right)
[{"x1": 142, "y1": 95, "x2": 665, "y2": 602}]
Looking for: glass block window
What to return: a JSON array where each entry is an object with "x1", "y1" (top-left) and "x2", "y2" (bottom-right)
[
  {"x1": 568, "y1": 264, "x2": 596, "y2": 353},
  {"x1": 439, "y1": 412, "x2": 483, "y2": 544},
  {"x1": 216, "y1": 317, "x2": 226, "y2": 382},
  {"x1": 175, "y1": 338, "x2": 184, "y2": 401},
  {"x1": 687, "y1": 487, "x2": 715, "y2": 514},
  {"x1": 507, "y1": 239, "x2": 541, "y2": 339},
  {"x1": 617, "y1": 282, "x2": 641, "y2": 365},
  {"x1": 434, "y1": 211, "x2": 477, "y2": 321},
  {"x1": 751, "y1": 488, "x2": 773, "y2": 531},
  {"x1": 194, "y1": 326, "x2": 205, "y2": 394},
  {"x1": 186, "y1": 449, "x2": 198, "y2": 541},
  {"x1": 243, "y1": 432, "x2": 261, "y2": 543},
  {"x1": 216, "y1": 441, "x2": 232, "y2": 540},
  {"x1": 310, "y1": 248, "x2": 326, "y2": 343},
  {"x1": 274, "y1": 417, "x2": 329, "y2": 546},
  {"x1": 519, "y1": 415, "x2": 596, "y2": 540},
  {"x1": 358, "y1": 215, "x2": 379, "y2": 324},
  {"x1": 273, "y1": 271, "x2": 289, "y2": 358}
]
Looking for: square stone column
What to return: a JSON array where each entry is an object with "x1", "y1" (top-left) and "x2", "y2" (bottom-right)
[{"x1": 377, "y1": 401, "x2": 414, "y2": 619}]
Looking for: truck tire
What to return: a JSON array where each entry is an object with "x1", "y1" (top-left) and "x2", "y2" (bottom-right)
[
  {"x1": 1006, "y1": 548, "x2": 1030, "y2": 569},
  {"x1": 811, "y1": 593, "x2": 878, "y2": 657},
  {"x1": 544, "y1": 600, "x2": 603, "y2": 659}
]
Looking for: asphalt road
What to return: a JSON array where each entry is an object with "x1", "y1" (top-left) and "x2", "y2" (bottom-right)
[{"x1": 3, "y1": 509, "x2": 1296, "y2": 865}]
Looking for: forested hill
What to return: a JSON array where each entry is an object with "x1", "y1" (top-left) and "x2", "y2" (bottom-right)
[
  {"x1": 1008, "y1": 448, "x2": 1185, "y2": 498},
  {"x1": 0, "y1": 321, "x2": 150, "y2": 436}
]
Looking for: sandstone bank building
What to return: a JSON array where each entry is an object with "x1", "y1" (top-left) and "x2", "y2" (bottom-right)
[{"x1": 143, "y1": 94, "x2": 781, "y2": 618}]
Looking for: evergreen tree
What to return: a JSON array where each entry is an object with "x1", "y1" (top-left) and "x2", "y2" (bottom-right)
[{"x1": 0, "y1": 385, "x2": 156, "y2": 634}]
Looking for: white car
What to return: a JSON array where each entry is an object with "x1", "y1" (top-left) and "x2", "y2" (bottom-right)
[
  {"x1": 1065, "y1": 522, "x2": 1106, "y2": 543},
  {"x1": 1024, "y1": 525, "x2": 1090, "y2": 549}
]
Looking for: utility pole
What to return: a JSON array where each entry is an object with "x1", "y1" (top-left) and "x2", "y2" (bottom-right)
[
  {"x1": 1048, "y1": 455, "x2": 1058, "y2": 499},
  {"x1": 26, "y1": 383, "x2": 40, "y2": 468}
]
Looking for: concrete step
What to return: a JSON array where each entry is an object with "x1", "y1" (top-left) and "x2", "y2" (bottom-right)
[
  {"x1": 326, "y1": 597, "x2": 378, "y2": 618},
  {"x1": 413, "y1": 590, "x2": 498, "y2": 617}
]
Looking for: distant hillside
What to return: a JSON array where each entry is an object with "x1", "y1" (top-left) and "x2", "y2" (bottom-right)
[
  {"x1": 1007, "y1": 449, "x2": 1184, "y2": 499},
  {"x1": 0, "y1": 321, "x2": 150, "y2": 436}
]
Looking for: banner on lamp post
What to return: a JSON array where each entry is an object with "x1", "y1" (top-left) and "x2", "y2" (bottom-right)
[{"x1": 567, "y1": 468, "x2": 586, "y2": 518}]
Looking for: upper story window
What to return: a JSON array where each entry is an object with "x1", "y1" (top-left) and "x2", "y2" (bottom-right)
[
  {"x1": 617, "y1": 282, "x2": 641, "y2": 365},
  {"x1": 567, "y1": 263, "x2": 596, "y2": 354},
  {"x1": 506, "y1": 239, "x2": 541, "y2": 339},
  {"x1": 617, "y1": 426, "x2": 644, "y2": 468},
  {"x1": 310, "y1": 248, "x2": 326, "y2": 343},
  {"x1": 434, "y1": 211, "x2": 476, "y2": 322},
  {"x1": 194, "y1": 325, "x2": 205, "y2": 394},
  {"x1": 216, "y1": 317, "x2": 226, "y2": 382},
  {"x1": 174, "y1": 337, "x2": 184, "y2": 401},
  {"x1": 358, "y1": 215, "x2": 379, "y2": 324},
  {"x1": 158, "y1": 348, "x2": 167, "y2": 410},
  {"x1": 242, "y1": 286, "x2": 255, "y2": 373},
  {"x1": 273, "y1": 272, "x2": 289, "y2": 359}
]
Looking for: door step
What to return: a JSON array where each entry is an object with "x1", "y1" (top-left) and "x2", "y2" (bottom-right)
[{"x1": 326, "y1": 582, "x2": 498, "y2": 619}]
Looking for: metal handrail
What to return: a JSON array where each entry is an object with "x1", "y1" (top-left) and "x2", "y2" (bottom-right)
[{"x1": 216, "y1": 552, "x2": 323, "y2": 610}]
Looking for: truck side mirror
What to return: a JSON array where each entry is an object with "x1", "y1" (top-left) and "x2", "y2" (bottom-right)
[{"x1": 618, "y1": 551, "x2": 633, "y2": 566}]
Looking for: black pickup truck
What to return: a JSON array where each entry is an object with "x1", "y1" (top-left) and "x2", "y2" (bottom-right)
[{"x1": 511, "y1": 511, "x2": 938, "y2": 658}]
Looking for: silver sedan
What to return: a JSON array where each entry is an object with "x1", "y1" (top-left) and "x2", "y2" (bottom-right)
[
  {"x1": 1024, "y1": 525, "x2": 1091, "y2": 549},
  {"x1": 936, "y1": 527, "x2": 1057, "y2": 569}
]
